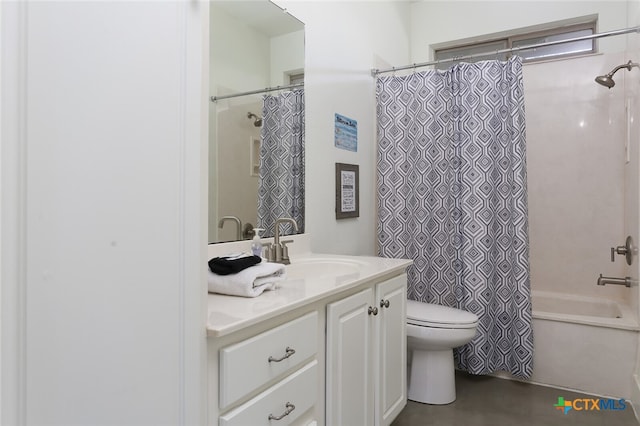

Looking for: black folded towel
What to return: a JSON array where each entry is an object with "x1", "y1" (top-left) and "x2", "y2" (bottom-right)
[{"x1": 208, "y1": 255, "x2": 262, "y2": 276}]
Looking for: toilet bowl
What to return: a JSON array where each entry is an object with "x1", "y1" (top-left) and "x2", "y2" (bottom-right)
[{"x1": 406, "y1": 300, "x2": 478, "y2": 405}]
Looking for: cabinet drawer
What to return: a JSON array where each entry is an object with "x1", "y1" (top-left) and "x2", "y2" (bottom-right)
[
  {"x1": 219, "y1": 361, "x2": 317, "y2": 426},
  {"x1": 220, "y1": 311, "x2": 318, "y2": 408}
]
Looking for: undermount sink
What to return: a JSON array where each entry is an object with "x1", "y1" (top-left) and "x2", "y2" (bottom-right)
[{"x1": 285, "y1": 257, "x2": 364, "y2": 278}]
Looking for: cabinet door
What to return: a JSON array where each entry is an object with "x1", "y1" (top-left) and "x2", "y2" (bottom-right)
[
  {"x1": 375, "y1": 274, "x2": 407, "y2": 426},
  {"x1": 326, "y1": 288, "x2": 374, "y2": 426}
]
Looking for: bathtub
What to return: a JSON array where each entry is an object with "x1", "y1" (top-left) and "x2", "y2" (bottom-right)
[{"x1": 526, "y1": 291, "x2": 639, "y2": 398}]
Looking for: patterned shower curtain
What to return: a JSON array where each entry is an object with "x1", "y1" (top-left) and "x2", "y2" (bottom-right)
[
  {"x1": 376, "y1": 57, "x2": 533, "y2": 378},
  {"x1": 257, "y1": 89, "x2": 305, "y2": 237}
]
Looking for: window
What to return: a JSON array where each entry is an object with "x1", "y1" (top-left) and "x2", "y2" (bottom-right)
[
  {"x1": 434, "y1": 21, "x2": 596, "y2": 69},
  {"x1": 288, "y1": 72, "x2": 304, "y2": 85}
]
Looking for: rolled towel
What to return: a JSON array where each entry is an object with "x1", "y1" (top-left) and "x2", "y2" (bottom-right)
[
  {"x1": 209, "y1": 254, "x2": 261, "y2": 275},
  {"x1": 207, "y1": 261, "x2": 287, "y2": 297}
]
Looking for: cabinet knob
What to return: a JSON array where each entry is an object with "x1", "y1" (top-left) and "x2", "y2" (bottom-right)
[
  {"x1": 380, "y1": 299, "x2": 390, "y2": 308},
  {"x1": 268, "y1": 347, "x2": 296, "y2": 363},
  {"x1": 368, "y1": 306, "x2": 378, "y2": 316},
  {"x1": 268, "y1": 402, "x2": 295, "y2": 421}
]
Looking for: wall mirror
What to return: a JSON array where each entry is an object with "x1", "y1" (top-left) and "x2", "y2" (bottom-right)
[{"x1": 209, "y1": 0, "x2": 305, "y2": 243}]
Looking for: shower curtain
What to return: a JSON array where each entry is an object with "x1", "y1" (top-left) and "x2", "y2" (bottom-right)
[
  {"x1": 376, "y1": 57, "x2": 533, "y2": 378},
  {"x1": 257, "y1": 89, "x2": 305, "y2": 237}
]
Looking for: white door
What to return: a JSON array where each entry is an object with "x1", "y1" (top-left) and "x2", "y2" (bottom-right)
[
  {"x1": 375, "y1": 275, "x2": 407, "y2": 426},
  {"x1": 326, "y1": 288, "x2": 374, "y2": 426},
  {"x1": 0, "y1": 2, "x2": 208, "y2": 424}
]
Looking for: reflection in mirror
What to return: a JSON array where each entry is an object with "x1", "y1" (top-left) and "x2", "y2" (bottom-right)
[{"x1": 209, "y1": 1, "x2": 305, "y2": 243}]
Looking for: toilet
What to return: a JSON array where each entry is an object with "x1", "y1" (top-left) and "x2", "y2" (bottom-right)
[{"x1": 406, "y1": 299, "x2": 479, "y2": 405}]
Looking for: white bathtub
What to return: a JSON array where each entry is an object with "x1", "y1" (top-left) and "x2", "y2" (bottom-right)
[
  {"x1": 527, "y1": 291, "x2": 639, "y2": 398},
  {"x1": 533, "y1": 291, "x2": 638, "y2": 329}
]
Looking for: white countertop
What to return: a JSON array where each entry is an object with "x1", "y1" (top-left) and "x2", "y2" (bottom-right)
[{"x1": 207, "y1": 250, "x2": 412, "y2": 337}]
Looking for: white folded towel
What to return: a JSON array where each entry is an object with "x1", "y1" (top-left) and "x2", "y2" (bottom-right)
[{"x1": 207, "y1": 261, "x2": 287, "y2": 297}]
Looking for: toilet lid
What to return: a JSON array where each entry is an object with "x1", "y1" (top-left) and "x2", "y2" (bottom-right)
[{"x1": 406, "y1": 300, "x2": 478, "y2": 328}]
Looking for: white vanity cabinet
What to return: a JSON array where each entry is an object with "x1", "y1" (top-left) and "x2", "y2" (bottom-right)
[
  {"x1": 207, "y1": 247, "x2": 412, "y2": 426},
  {"x1": 326, "y1": 274, "x2": 407, "y2": 426},
  {"x1": 213, "y1": 311, "x2": 320, "y2": 426}
]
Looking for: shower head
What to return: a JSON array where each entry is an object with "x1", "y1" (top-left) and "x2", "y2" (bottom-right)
[
  {"x1": 595, "y1": 60, "x2": 639, "y2": 89},
  {"x1": 247, "y1": 112, "x2": 263, "y2": 127},
  {"x1": 595, "y1": 74, "x2": 615, "y2": 88}
]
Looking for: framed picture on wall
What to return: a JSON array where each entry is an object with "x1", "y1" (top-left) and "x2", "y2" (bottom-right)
[{"x1": 335, "y1": 163, "x2": 359, "y2": 219}]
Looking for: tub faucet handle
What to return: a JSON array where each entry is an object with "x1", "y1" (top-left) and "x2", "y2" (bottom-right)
[{"x1": 610, "y1": 236, "x2": 635, "y2": 265}]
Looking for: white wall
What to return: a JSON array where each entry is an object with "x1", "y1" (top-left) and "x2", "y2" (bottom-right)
[
  {"x1": 626, "y1": 0, "x2": 640, "y2": 323},
  {"x1": 271, "y1": 30, "x2": 305, "y2": 86},
  {"x1": 273, "y1": 0, "x2": 411, "y2": 255},
  {"x1": 209, "y1": 4, "x2": 271, "y2": 95},
  {"x1": 524, "y1": 52, "x2": 627, "y2": 300},
  {"x1": 626, "y1": 0, "x2": 640, "y2": 415},
  {"x1": 629, "y1": 0, "x2": 640, "y2": 52},
  {"x1": 215, "y1": 99, "x2": 261, "y2": 242},
  {"x1": 1, "y1": 1, "x2": 208, "y2": 424}
]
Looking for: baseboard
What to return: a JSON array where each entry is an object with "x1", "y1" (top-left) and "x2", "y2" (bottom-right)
[{"x1": 488, "y1": 370, "x2": 630, "y2": 401}]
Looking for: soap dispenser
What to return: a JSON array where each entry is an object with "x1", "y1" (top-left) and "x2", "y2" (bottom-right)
[{"x1": 251, "y1": 228, "x2": 265, "y2": 257}]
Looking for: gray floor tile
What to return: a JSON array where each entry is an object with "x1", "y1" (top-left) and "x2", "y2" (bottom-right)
[{"x1": 392, "y1": 371, "x2": 638, "y2": 426}]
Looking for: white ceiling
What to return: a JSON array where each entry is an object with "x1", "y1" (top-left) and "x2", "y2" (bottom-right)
[{"x1": 212, "y1": 1, "x2": 304, "y2": 37}]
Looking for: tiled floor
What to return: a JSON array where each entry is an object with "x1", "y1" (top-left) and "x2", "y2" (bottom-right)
[{"x1": 392, "y1": 371, "x2": 638, "y2": 426}]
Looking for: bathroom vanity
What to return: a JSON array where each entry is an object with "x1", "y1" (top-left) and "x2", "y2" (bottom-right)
[{"x1": 207, "y1": 236, "x2": 411, "y2": 425}]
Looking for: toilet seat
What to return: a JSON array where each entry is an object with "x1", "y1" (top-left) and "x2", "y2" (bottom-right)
[{"x1": 407, "y1": 300, "x2": 478, "y2": 329}]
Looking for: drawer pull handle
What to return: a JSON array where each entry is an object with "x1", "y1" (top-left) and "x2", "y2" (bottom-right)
[
  {"x1": 380, "y1": 299, "x2": 390, "y2": 308},
  {"x1": 368, "y1": 306, "x2": 378, "y2": 316},
  {"x1": 268, "y1": 347, "x2": 295, "y2": 363},
  {"x1": 268, "y1": 402, "x2": 295, "y2": 421}
]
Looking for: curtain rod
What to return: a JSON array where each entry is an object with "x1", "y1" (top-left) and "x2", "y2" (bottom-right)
[
  {"x1": 211, "y1": 82, "x2": 304, "y2": 102},
  {"x1": 371, "y1": 26, "x2": 640, "y2": 77}
]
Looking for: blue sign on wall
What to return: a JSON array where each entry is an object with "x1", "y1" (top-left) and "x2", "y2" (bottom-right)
[{"x1": 335, "y1": 113, "x2": 357, "y2": 152}]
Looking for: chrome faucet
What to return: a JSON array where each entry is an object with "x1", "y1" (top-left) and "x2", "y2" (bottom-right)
[
  {"x1": 218, "y1": 216, "x2": 242, "y2": 241},
  {"x1": 597, "y1": 274, "x2": 632, "y2": 287},
  {"x1": 270, "y1": 217, "x2": 298, "y2": 264}
]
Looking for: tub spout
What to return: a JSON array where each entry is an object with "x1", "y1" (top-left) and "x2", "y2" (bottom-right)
[{"x1": 597, "y1": 274, "x2": 632, "y2": 287}]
